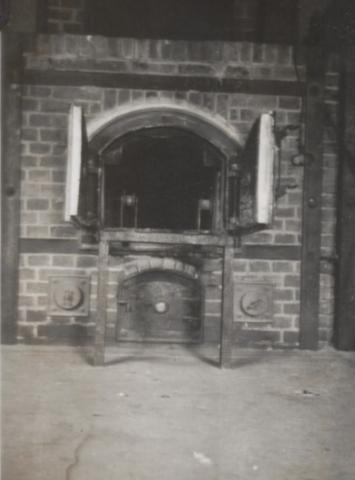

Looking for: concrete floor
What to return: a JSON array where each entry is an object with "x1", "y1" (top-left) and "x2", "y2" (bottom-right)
[{"x1": 2, "y1": 344, "x2": 355, "y2": 480}]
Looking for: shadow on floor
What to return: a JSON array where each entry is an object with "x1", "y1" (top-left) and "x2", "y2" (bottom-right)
[{"x1": 79, "y1": 341, "x2": 273, "y2": 369}]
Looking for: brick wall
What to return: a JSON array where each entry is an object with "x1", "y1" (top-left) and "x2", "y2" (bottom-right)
[
  {"x1": 42, "y1": 0, "x2": 260, "y2": 37},
  {"x1": 17, "y1": 34, "x2": 339, "y2": 347},
  {"x1": 45, "y1": 0, "x2": 85, "y2": 34}
]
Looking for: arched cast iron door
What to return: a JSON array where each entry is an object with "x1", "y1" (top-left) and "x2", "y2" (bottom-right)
[{"x1": 117, "y1": 270, "x2": 202, "y2": 343}]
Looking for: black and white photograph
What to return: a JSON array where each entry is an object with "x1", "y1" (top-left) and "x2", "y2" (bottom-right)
[{"x1": 1, "y1": 0, "x2": 355, "y2": 478}]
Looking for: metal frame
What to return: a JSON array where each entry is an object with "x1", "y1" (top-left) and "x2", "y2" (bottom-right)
[{"x1": 93, "y1": 233, "x2": 236, "y2": 367}]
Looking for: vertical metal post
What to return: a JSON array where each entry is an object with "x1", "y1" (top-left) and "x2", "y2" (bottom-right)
[
  {"x1": 1, "y1": 33, "x2": 22, "y2": 343},
  {"x1": 93, "y1": 238, "x2": 109, "y2": 365},
  {"x1": 299, "y1": 46, "x2": 325, "y2": 349},
  {"x1": 219, "y1": 245, "x2": 234, "y2": 368}
]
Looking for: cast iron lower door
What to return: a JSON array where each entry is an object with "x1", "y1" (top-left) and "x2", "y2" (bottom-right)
[{"x1": 117, "y1": 270, "x2": 202, "y2": 342}]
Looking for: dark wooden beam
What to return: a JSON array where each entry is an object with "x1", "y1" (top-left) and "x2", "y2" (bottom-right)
[
  {"x1": 19, "y1": 238, "x2": 301, "y2": 260},
  {"x1": 219, "y1": 246, "x2": 234, "y2": 368},
  {"x1": 334, "y1": 48, "x2": 355, "y2": 350},
  {"x1": 93, "y1": 239, "x2": 109, "y2": 365},
  {"x1": 299, "y1": 46, "x2": 326, "y2": 350},
  {"x1": 23, "y1": 69, "x2": 304, "y2": 97},
  {"x1": 101, "y1": 229, "x2": 234, "y2": 247},
  {"x1": 239, "y1": 245, "x2": 301, "y2": 260},
  {"x1": 1, "y1": 32, "x2": 23, "y2": 344}
]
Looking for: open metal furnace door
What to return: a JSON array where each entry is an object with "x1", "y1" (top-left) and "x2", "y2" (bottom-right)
[
  {"x1": 64, "y1": 105, "x2": 98, "y2": 228},
  {"x1": 236, "y1": 112, "x2": 276, "y2": 232},
  {"x1": 117, "y1": 270, "x2": 202, "y2": 343}
]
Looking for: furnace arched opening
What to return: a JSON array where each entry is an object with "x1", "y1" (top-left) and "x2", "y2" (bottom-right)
[
  {"x1": 87, "y1": 101, "x2": 242, "y2": 233},
  {"x1": 102, "y1": 127, "x2": 225, "y2": 231}
]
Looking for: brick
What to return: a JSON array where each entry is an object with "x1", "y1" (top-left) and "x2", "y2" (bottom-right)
[
  {"x1": 77, "y1": 255, "x2": 97, "y2": 268},
  {"x1": 204, "y1": 301, "x2": 222, "y2": 316},
  {"x1": 28, "y1": 170, "x2": 51, "y2": 182},
  {"x1": 147, "y1": 40, "x2": 160, "y2": 60},
  {"x1": 216, "y1": 94, "x2": 229, "y2": 117},
  {"x1": 240, "y1": 109, "x2": 255, "y2": 121},
  {"x1": 286, "y1": 112, "x2": 301, "y2": 125},
  {"x1": 48, "y1": 7, "x2": 73, "y2": 21},
  {"x1": 41, "y1": 184, "x2": 64, "y2": 197},
  {"x1": 272, "y1": 262, "x2": 294, "y2": 273},
  {"x1": 264, "y1": 44, "x2": 277, "y2": 63},
  {"x1": 249, "y1": 261, "x2": 271, "y2": 273},
  {"x1": 22, "y1": 128, "x2": 38, "y2": 142},
  {"x1": 274, "y1": 289, "x2": 294, "y2": 301},
  {"x1": 37, "y1": 324, "x2": 91, "y2": 343},
  {"x1": 131, "y1": 90, "x2": 145, "y2": 101},
  {"x1": 202, "y1": 42, "x2": 223, "y2": 62},
  {"x1": 285, "y1": 220, "x2": 301, "y2": 232},
  {"x1": 38, "y1": 212, "x2": 63, "y2": 224},
  {"x1": 223, "y1": 42, "x2": 240, "y2": 62},
  {"x1": 283, "y1": 330, "x2": 299, "y2": 345},
  {"x1": 284, "y1": 275, "x2": 300, "y2": 288},
  {"x1": 52, "y1": 86, "x2": 101, "y2": 102},
  {"x1": 319, "y1": 328, "x2": 331, "y2": 342},
  {"x1": 30, "y1": 86, "x2": 52, "y2": 97},
  {"x1": 272, "y1": 316, "x2": 294, "y2": 329},
  {"x1": 279, "y1": 96, "x2": 301, "y2": 110},
  {"x1": 27, "y1": 226, "x2": 50, "y2": 237},
  {"x1": 252, "y1": 44, "x2": 264, "y2": 62},
  {"x1": 186, "y1": 42, "x2": 203, "y2": 61},
  {"x1": 277, "y1": 46, "x2": 292, "y2": 65},
  {"x1": 244, "y1": 232, "x2": 273, "y2": 244},
  {"x1": 18, "y1": 295, "x2": 35, "y2": 307},
  {"x1": 39, "y1": 268, "x2": 85, "y2": 281},
  {"x1": 134, "y1": 39, "x2": 149, "y2": 59},
  {"x1": 274, "y1": 234, "x2": 296, "y2": 244},
  {"x1": 203, "y1": 327, "x2": 220, "y2": 342},
  {"x1": 188, "y1": 91, "x2": 202, "y2": 107},
  {"x1": 118, "y1": 90, "x2": 130, "y2": 104},
  {"x1": 40, "y1": 128, "x2": 66, "y2": 143},
  {"x1": 235, "y1": 328, "x2": 280, "y2": 345},
  {"x1": 17, "y1": 324, "x2": 37, "y2": 340},
  {"x1": 28, "y1": 255, "x2": 51, "y2": 266},
  {"x1": 52, "y1": 199, "x2": 64, "y2": 211},
  {"x1": 22, "y1": 98, "x2": 39, "y2": 111},
  {"x1": 283, "y1": 303, "x2": 300, "y2": 315},
  {"x1": 27, "y1": 310, "x2": 47, "y2": 322},
  {"x1": 21, "y1": 156, "x2": 38, "y2": 168},
  {"x1": 35, "y1": 155, "x2": 62, "y2": 169},
  {"x1": 178, "y1": 64, "x2": 214, "y2": 76},
  {"x1": 52, "y1": 255, "x2": 75, "y2": 267},
  {"x1": 240, "y1": 42, "x2": 252, "y2": 62},
  {"x1": 50, "y1": 226, "x2": 77, "y2": 238},
  {"x1": 19, "y1": 268, "x2": 36, "y2": 280},
  {"x1": 22, "y1": 183, "x2": 42, "y2": 197},
  {"x1": 233, "y1": 260, "x2": 248, "y2": 272},
  {"x1": 26, "y1": 282, "x2": 48, "y2": 294},
  {"x1": 103, "y1": 89, "x2": 117, "y2": 110},
  {"x1": 175, "y1": 91, "x2": 188, "y2": 102},
  {"x1": 204, "y1": 285, "x2": 222, "y2": 301},
  {"x1": 29, "y1": 143, "x2": 51, "y2": 155},
  {"x1": 272, "y1": 66, "x2": 296, "y2": 80},
  {"x1": 40, "y1": 99, "x2": 70, "y2": 114},
  {"x1": 275, "y1": 207, "x2": 295, "y2": 218},
  {"x1": 52, "y1": 171, "x2": 65, "y2": 183}
]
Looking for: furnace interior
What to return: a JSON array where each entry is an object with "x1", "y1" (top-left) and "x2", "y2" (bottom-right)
[{"x1": 102, "y1": 127, "x2": 225, "y2": 232}]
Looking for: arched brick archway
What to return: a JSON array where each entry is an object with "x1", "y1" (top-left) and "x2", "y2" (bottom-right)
[{"x1": 87, "y1": 99, "x2": 241, "y2": 157}]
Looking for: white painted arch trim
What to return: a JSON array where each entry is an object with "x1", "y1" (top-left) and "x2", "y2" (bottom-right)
[{"x1": 86, "y1": 99, "x2": 242, "y2": 145}]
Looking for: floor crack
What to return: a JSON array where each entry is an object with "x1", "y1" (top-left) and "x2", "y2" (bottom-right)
[{"x1": 65, "y1": 433, "x2": 93, "y2": 480}]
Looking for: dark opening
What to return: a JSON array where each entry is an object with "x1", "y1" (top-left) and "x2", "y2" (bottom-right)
[
  {"x1": 116, "y1": 270, "x2": 202, "y2": 343},
  {"x1": 103, "y1": 127, "x2": 224, "y2": 232},
  {"x1": 85, "y1": 0, "x2": 299, "y2": 43}
]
